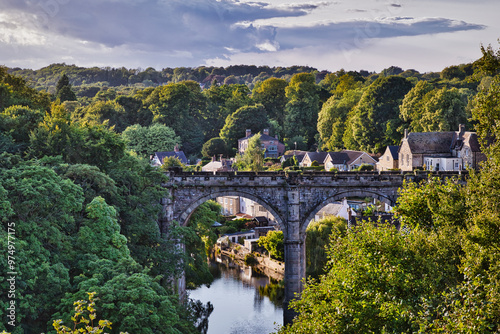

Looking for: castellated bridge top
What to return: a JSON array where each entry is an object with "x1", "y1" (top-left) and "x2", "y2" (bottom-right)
[{"x1": 161, "y1": 169, "x2": 467, "y2": 324}]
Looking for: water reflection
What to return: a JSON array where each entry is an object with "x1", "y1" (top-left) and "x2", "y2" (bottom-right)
[{"x1": 189, "y1": 256, "x2": 283, "y2": 334}]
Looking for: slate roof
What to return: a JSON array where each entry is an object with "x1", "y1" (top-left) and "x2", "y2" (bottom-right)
[
  {"x1": 154, "y1": 151, "x2": 188, "y2": 165},
  {"x1": 387, "y1": 145, "x2": 399, "y2": 160},
  {"x1": 325, "y1": 152, "x2": 351, "y2": 164},
  {"x1": 282, "y1": 154, "x2": 305, "y2": 163},
  {"x1": 239, "y1": 133, "x2": 281, "y2": 142},
  {"x1": 304, "y1": 152, "x2": 329, "y2": 164},
  {"x1": 406, "y1": 132, "x2": 456, "y2": 154}
]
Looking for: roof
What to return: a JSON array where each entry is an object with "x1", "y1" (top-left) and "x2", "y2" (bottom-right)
[
  {"x1": 325, "y1": 152, "x2": 351, "y2": 165},
  {"x1": 405, "y1": 132, "x2": 455, "y2": 154},
  {"x1": 154, "y1": 151, "x2": 188, "y2": 165},
  {"x1": 461, "y1": 132, "x2": 482, "y2": 152},
  {"x1": 317, "y1": 202, "x2": 344, "y2": 217},
  {"x1": 239, "y1": 133, "x2": 282, "y2": 143},
  {"x1": 387, "y1": 145, "x2": 399, "y2": 160},
  {"x1": 304, "y1": 152, "x2": 329, "y2": 164},
  {"x1": 282, "y1": 154, "x2": 305, "y2": 163}
]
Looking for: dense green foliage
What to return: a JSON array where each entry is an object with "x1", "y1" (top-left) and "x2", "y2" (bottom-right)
[
  {"x1": 279, "y1": 42, "x2": 500, "y2": 333},
  {"x1": 0, "y1": 70, "x2": 210, "y2": 333},
  {"x1": 2, "y1": 40, "x2": 500, "y2": 332},
  {"x1": 258, "y1": 230, "x2": 284, "y2": 261}
]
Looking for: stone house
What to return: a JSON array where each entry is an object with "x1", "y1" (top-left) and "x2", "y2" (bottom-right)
[
  {"x1": 238, "y1": 129, "x2": 285, "y2": 158},
  {"x1": 398, "y1": 125, "x2": 486, "y2": 171},
  {"x1": 301, "y1": 152, "x2": 329, "y2": 167},
  {"x1": 324, "y1": 150, "x2": 378, "y2": 171},
  {"x1": 377, "y1": 145, "x2": 399, "y2": 171},
  {"x1": 151, "y1": 145, "x2": 188, "y2": 166}
]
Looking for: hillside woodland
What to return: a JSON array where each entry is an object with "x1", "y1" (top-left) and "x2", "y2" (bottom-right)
[{"x1": 1, "y1": 40, "x2": 500, "y2": 333}]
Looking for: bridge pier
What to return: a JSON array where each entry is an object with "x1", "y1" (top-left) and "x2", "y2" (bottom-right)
[{"x1": 283, "y1": 188, "x2": 306, "y2": 325}]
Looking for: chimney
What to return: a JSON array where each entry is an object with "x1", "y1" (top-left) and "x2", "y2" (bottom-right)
[
  {"x1": 263, "y1": 129, "x2": 269, "y2": 136},
  {"x1": 404, "y1": 129, "x2": 408, "y2": 139},
  {"x1": 174, "y1": 144, "x2": 179, "y2": 152},
  {"x1": 246, "y1": 129, "x2": 251, "y2": 137},
  {"x1": 458, "y1": 124, "x2": 465, "y2": 135}
]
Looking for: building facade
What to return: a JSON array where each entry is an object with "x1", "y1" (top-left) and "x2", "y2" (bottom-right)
[{"x1": 238, "y1": 129, "x2": 285, "y2": 158}]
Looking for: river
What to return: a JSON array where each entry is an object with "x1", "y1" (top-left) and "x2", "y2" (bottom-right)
[{"x1": 189, "y1": 257, "x2": 283, "y2": 334}]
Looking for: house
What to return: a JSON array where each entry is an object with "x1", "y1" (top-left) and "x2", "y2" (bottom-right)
[
  {"x1": 377, "y1": 145, "x2": 399, "y2": 171},
  {"x1": 398, "y1": 125, "x2": 486, "y2": 171},
  {"x1": 314, "y1": 198, "x2": 356, "y2": 221},
  {"x1": 151, "y1": 145, "x2": 188, "y2": 166},
  {"x1": 201, "y1": 158, "x2": 233, "y2": 172},
  {"x1": 301, "y1": 152, "x2": 329, "y2": 167},
  {"x1": 238, "y1": 129, "x2": 285, "y2": 158},
  {"x1": 280, "y1": 152, "x2": 306, "y2": 166},
  {"x1": 217, "y1": 196, "x2": 276, "y2": 224},
  {"x1": 324, "y1": 150, "x2": 378, "y2": 171},
  {"x1": 217, "y1": 196, "x2": 240, "y2": 215}
]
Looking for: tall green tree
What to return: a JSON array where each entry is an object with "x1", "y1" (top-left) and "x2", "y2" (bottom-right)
[
  {"x1": 219, "y1": 104, "x2": 269, "y2": 152},
  {"x1": 284, "y1": 73, "x2": 320, "y2": 147},
  {"x1": 252, "y1": 78, "x2": 288, "y2": 138},
  {"x1": 122, "y1": 123, "x2": 180, "y2": 158},
  {"x1": 148, "y1": 81, "x2": 206, "y2": 156},
  {"x1": 55, "y1": 74, "x2": 77, "y2": 102},
  {"x1": 317, "y1": 89, "x2": 364, "y2": 151},
  {"x1": 344, "y1": 76, "x2": 412, "y2": 152}
]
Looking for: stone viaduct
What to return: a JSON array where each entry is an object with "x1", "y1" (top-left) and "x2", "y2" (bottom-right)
[{"x1": 161, "y1": 169, "x2": 467, "y2": 324}]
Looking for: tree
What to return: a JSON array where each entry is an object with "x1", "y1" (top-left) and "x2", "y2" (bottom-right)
[
  {"x1": 0, "y1": 105, "x2": 44, "y2": 151},
  {"x1": 284, "y1": 73, "x2": 320, "y2": 147},
  {"x1": 122, "y1": 123, "x2": 180, "y2": 158},
  {"x1": 317, "y1": 89, "x2": 363, "y2": 151},
  {"x1": 280, "y1": 222, "x2": 462, "y2": 334},
  {"x1": 201, "y1": 137, "x2": 227, "y2": 158},
  {"x1": 234, "y1": 133, "x2": 264, "y2": 171},
  {"x1": 258, "y1": 230, "x2": 284, "y2": 261},
  {"x1": 147, "y1": 81, "x2": 206, "y2": 156},
  {"x1": 400, "y1": 82, "x2": 469, "y2": 133},
  {"x1": 306, "y1": 216, "x2": 347, "y2": 279},
  {"x1": 219, "y1": 104, "x2": 269, "y2": 152},
  {"x1": 56, "y1": 74, "x2": 77, "y2": 102},
  {"x1": 252, "y1": 78, "x2": 288, "y2": 137},
  {"x1": 344, "y1": 76, "x2": 412, "y2": 152}
]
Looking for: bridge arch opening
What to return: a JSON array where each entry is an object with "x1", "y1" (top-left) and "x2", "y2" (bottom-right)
[
  {"x1": 178, "y1": 190, "x2": 286, "y2": 232},
  {"x1": 301, "y1": 190, "x2": 396, "y2": 235}
]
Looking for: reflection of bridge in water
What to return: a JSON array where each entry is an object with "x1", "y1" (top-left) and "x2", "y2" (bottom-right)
[{"x1": 161, "y1": 170, "x2": 467, "y2": 324}]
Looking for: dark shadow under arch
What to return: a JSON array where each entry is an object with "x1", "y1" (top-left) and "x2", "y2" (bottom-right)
[{"x1": 177, "y1": 190, "x2": 286, "y2": 231}]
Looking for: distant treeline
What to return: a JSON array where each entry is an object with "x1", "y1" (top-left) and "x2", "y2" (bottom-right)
[{"x1": 8, "y1": 63, "x2": 333, "y2": 92}]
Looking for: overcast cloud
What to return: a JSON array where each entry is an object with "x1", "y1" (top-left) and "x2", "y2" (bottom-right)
[{"x1": 0, "y1": 0, "x2": 498, "y2": 71}]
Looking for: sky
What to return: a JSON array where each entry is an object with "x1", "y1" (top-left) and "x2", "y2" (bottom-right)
[{"x1": 0, "y1": 0, "x2": 498, "y2": 73}]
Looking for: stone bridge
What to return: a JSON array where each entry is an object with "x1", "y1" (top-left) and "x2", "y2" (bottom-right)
[{"x1": 161, "y1": 170, "x2": 467, "y2": 324}]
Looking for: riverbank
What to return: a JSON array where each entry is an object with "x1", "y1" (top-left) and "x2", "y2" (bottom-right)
[{"x1": 215, "y1": 244, "x2": 285, "y2": 281}]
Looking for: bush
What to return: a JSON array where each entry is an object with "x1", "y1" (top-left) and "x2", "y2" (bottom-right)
[{"x1": 244, "y1": 253, "x2": 259, "y2": 266}]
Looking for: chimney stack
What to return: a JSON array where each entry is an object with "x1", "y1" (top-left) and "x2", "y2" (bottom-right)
[
  {"x1": 245, "y1": 129, "x2": 251, "y2": 137},
  {"x1": 263, "y1": 128, "x2": 269, "y2": 136},
  {"x1": 404, "y1": 129, "x2": 408, "y2": 139},
  {"x1": 174, "y1": 144, "x2": 179, "y2": 152}
]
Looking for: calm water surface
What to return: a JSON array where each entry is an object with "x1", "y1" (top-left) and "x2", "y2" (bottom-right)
[{"x1": 189, "y1": 259, "x2": 283, "y2": 334}]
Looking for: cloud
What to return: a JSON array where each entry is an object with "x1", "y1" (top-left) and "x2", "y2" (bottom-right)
[
  {"x1": 0, "y1": 0, "x2": 489, "y2": 70},
  {"x1": 272, "y1": 17, "x2": 485, "y2": 52}
]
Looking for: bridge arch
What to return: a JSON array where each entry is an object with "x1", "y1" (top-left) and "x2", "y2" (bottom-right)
[
  {"x1": 177, "y1": 190, "x2": 286, "y2": 231},
  {"x1": 301, "y1": 190, "x2": 396, "y2": 234}
]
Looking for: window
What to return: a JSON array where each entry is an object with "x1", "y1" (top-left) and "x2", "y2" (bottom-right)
[
  {"x1": 386, "y1": 155, "x2": 389, "y2": 161},
  {"x1": 406, "y1": 154, "x2": 409, "y2": 166},
  {"x1": 455, "y1": 162, "x2": 459, "y2": 168},
  {"x1": 267, "y1": 145, "x2": 277, "y2": 151},
  {"x1": 465, "y1": 148, "x2": 470, "y2": 157}
]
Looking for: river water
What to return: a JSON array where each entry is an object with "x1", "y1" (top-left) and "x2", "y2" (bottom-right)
[{"x1": 189, "y1": 258, "x2": 283, "y2": 334}]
